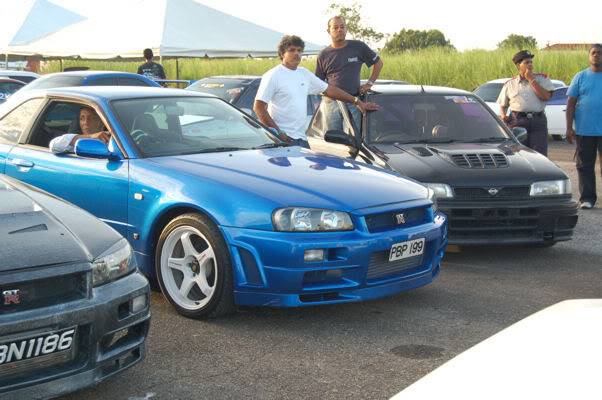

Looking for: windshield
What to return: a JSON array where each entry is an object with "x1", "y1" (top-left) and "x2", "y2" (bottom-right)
[
  {"x1": 186, "y1": 78, "x2": 250, "y2": 103},
  {"x1": 473, "y1": 83, "x2": 504, "y2": 102},
  {"x1": 112, "y1": 96, "x2": 278, "y2": 157},
  {"x1": 0, "y1": 82, "x2": 23, "y2": 99},
  {"x1": 24, "y1": 75, "x2": 84, "y2": 90},
  {"x1": 366, "y1": 94, "x2": 510, "y2": 144}
]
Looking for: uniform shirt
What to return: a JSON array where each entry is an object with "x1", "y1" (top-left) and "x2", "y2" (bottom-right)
[
  {"x1": 496, "y1": 74, "x2": 555, "y2": 112},
  {"x1": 255, "y1": 64, "x2": 328, "y2": 140},
  {"x1": 315, "y1": 40, "x2": 379, "y2": 96},
  {"x1": 137, "y1": 61, "x2": 166, "y2": 80},
  {"x1": 567, "y1": 68, "x2": 602, "y2": 136}
]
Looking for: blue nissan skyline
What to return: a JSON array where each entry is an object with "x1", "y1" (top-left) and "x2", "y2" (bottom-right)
[{"x1": 0, "y1": 87, "x2": 447, "y2": 318}]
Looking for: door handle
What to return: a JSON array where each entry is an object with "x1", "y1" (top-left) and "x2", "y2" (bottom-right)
[{"x1": 9, "y1": 158, "x2": 34, "y2": 168}]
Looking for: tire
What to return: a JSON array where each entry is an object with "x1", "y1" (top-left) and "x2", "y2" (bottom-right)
[{"x1": 155, "y1": 213, "x2": 235, "y2": 319}]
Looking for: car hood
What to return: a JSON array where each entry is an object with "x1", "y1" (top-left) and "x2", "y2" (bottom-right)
[
  {"x1": 146, "y1": 147, "x2": 428, "y2": 212},
  {"x1": 0, "y1": 177, "x2": 123, "y2": 271},
  {"x1": 374, "y1": 142, "x2": 568, "y2": 186}
]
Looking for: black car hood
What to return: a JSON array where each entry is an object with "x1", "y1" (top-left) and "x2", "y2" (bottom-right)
[
  {"x1": 373, "y1": 142, "x2": 568, "y2": 186},
  {"x1": 0, "y1": 176, "x2": 122, "y2": 272}
]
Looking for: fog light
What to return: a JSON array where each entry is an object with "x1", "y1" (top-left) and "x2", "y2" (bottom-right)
[
  {"x1": 131, "y1": 294, "x2": 147, "y2": 313},
  {"x1": 304, "y1": 249, "x2": 325, "y2": 262}
]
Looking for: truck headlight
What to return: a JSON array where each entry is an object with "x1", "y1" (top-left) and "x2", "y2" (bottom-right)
[
  {"x1": 273, "y1": 208, "x2": 354, "y2": 232},
  {"x1": 92, "y1": 239, "x2": 135, "y2": 287},
  {"x1": 529, "y1": 179, "x2": 572, "y2": 196},
  {"x1": 427, "y1": 188, "x2": 439, "y2": 213},
  {"x1": 425, "y1": 183, "x2": 454, "y2": 199}
]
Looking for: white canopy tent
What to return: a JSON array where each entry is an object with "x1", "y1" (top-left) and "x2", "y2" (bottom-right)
[
  {"x1": 5, "y1": 0, "x2": 323, "y2": 59},
  {"x1": 1, "y1": 0, "x2": 84, "y2": 54}
]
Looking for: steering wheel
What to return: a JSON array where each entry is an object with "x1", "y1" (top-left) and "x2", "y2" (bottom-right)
[
  {"x1": 373, "y1": 131, "x2": 404, "y2": 143},
  {"x1": 131, "y1": 129, "x2": 155, "y2": 147}
]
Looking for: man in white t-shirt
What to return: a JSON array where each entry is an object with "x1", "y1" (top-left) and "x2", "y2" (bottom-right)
[{"x1": 254, "y1": 35, "x2": 378, "y2": 148}]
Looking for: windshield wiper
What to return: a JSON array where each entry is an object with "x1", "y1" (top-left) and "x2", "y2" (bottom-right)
[
  {"x1": 179, "y1": 147, "x2": 248, "y2": 155},
  {"x1": 252, "y1": 142, "x2": 290, "y2": 149},
  {"x1": 393, "y1": 138, "x2": 460, "y2": 144},
  {"x1": 464, "y1": 137, "x2": 510, "y2": 143}
]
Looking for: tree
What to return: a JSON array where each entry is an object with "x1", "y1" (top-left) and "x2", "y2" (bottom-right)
[
  {"x1": 328, "y1": 2, "x2": 384, "y2": 46},
  {"x1": 382, "y1": 29, "x2": 454, "y2": 53},
  {"x1": 497, "y1": 34, "x2": 538, "y2": 50}
]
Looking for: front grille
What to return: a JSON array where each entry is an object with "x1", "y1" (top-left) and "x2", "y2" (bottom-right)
[
  {"x1": 0, "y1": 272, "x2": 87, "y2": 315},
  {"x1": 450, "y1": 153, "x2": 508, "y2": 168},
  {"x1": 447, "y1": 207, "x2": 540, "y2": 239},
  {"x1": 367, "y1": 250, "x2": 424, "y2": 280},
  {"x1": 453, "y1": 186, "x2": 531, "y2": 201},
  {"x1": 365, "y1": 206, "x2": 429, "y2": 233}
]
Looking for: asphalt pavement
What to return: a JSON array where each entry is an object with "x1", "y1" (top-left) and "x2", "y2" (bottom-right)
[{"x1": 63, "y1": 141, "x2": 602, "y2": 400}]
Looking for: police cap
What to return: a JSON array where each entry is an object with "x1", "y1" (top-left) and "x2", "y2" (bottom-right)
[{"x1": 512, "y1": 50, "x2": 535, "y2": 64}]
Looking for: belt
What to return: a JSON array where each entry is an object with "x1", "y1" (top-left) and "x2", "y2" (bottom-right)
[{"x1": 512, "y1": 111, "x2": 545, "y2": 118}]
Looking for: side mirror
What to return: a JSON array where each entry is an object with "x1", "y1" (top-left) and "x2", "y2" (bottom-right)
[
  {"x1": 75, "y1": 138, "x2": 117, "y2": 159},
  {"x1": 324, "y1": 130, "x2": 354, "y2": 147},
  {"x1": 511, "y1": 127, "x2": 528, "y2": 143}
]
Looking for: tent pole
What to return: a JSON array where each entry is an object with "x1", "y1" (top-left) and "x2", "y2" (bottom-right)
[
  {"x1": 4, "y1": 54, "x2": 8, "y2": 70},
  {"x1": 59, "y1": 59, "x2": 63, "y2": 72},
  {"x1": 176, "y1": 58, "x2": 179, "y2": 80}
]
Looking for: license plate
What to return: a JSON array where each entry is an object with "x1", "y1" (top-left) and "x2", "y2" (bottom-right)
[
  {"x1": 0, "y1": 327, "x2": 76, "y2": 368},
  {"x1": 389, "y1": 238, "x2": 425, "y2": 262}
]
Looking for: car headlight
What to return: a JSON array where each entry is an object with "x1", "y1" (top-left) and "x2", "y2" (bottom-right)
[
  {"x1": 273, "y1": 208, "x2": 354, "y2": 232},
  {"x1": 427, "y1": 188, "x2": 439, "y2": 213},
  {"x1": 425, "y1": 183, "x2": 454, "y2": 199},
  {"x1": 92, "y1": 239, "x2": 135, "y2": 287},
  {"x1": 529, "y1": 179, "x2": 572, "y2": 196}
]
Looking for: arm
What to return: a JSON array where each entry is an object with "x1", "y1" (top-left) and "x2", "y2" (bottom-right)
[
  {"x1": 499, "y1": 105, "x2": 510, "y2": 123},
  {"x1": 565, "y1": 96, "x2": 577, "y2": 144},
  {"x1": 253, "y1": 100, "x2": 291, "y2": 142},
  {"x1": 323, "y1": 84, "x2": 379, "y2": 114},
  {"x1": 359, "y1": 58, "x2": 384, "y2": 94},
  {"x1": 525, "y1": 71, "x2": 552, "y2": 101}
]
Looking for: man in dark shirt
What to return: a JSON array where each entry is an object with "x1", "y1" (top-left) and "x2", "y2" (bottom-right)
[
  {"x1": 316, "y1": 16, "x2": 383, "y2": 132},
  {"x1": 137, "y1": 48, "x2": 166, "y2": 82}
]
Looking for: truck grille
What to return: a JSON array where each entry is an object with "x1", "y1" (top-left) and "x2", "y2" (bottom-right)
[
  {"x1": 365, "y1": 206, "x2": 429, "y2": 233},
  {"x1": 450, "y1": 153, "x2": 508, "y2": 168},
  {"x1": 0, "y1": 272, "x2": 87, "y2": 315},
  {"x1": 453, "y1": 186, "x2": 531, "y2": 201}
]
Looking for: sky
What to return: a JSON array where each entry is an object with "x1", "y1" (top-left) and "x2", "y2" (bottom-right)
[{"x1": 54, "y1": 0, "x2": 601, "y2": 51}]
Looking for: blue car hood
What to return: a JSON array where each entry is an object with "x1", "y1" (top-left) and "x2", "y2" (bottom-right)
[{"x1": 146, "y1": 147, "x2": 428, "y2": 211}]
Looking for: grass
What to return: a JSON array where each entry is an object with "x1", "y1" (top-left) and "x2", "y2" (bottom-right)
[{"x1": 42, "y1": 48, "x2": 590, "y2": 90}]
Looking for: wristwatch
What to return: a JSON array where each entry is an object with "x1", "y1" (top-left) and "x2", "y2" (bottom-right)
[
  {"x1": 366, "y1": 79, "x2": 375, "y2": 85},
  {"x1": 353, "y1": 96, "x2": 360, "y2": 105}
]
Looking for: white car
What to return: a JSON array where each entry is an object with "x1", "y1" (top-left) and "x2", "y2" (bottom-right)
[
  {"x1": 391, "y1": 299, "x2": 602, "y2": 400},
  {"x1": 474, "y1": 78, "x2": 567, "y2": 140},
  {"x1": 0, "y1": 69, "x2": 40, "y2": 84}
]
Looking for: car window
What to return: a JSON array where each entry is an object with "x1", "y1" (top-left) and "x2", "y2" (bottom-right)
[
  {"x1": 474, "y1": 83, "x2": 504, "y2": 102},
  {"x1": 308, "y1": 100, "x2": 354, "y2": 138},
  {"x1": 187, "y1": 79, "x2": 249, "y2": 103},
  {"x1": 366, "y1": 94, "x2": 509, "y2": 144},
  {"x1": 25, "y1": 76, "x2": 84, "y2": 90},
  {"x1": 90, "y1": 77, "x2": 117, "y2": 86},
  {"x1": 235, "y1": 85, "x2": 257, "y2": 113},
  {"x1": 8, "y1": 75, "x2": 36, "y2": 84},
  {"x1": 117, "y1": 77, "x2": 152, "y2": 87},
  {"x1": 0, "y1": 98, "x2": 44, "y2": 143},
  {"x1": 27, "y1": 102, "x2": 83, "y2": 148},
  {"x1": 112, "y1": 96, "x2": 277, "y2": 157},
  {"x1": 548, "y1": 87, "x2": 568, "y2": 105}
]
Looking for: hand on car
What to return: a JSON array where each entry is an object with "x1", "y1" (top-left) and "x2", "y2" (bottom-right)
[
  {"x1": 356, "y1": 101, "x2": 380, "y2": 114},
  {"x1": 359, "y1": 83, "x2": 373, "y2": 94},
  {"x1": 90, "y1": 131, "x2": 111, "y2": 143}
]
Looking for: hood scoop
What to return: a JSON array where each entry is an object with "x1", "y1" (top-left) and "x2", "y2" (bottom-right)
[
  {"x1": 412, "y1": 146, "x2": 434, "y2": 157},
  {"x1": 448, "y1": 153, "x2": 509, "y2": 169}
]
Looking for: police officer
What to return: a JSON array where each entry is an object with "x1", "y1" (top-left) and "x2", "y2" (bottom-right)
[{"x1": 497, "y1": 50, "x2": 555, "y2": 156}]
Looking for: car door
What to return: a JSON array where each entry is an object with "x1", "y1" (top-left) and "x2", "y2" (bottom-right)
[
  {"x1": 306, "y1": 100, "x2": 358, "y2": 158},
  {"x1": 546, "y1": 87, "x2": 568, "y2": 138},
  {"x1": 5, "y1": 99, "x2": 130, "y2": 236},
  {"x1": 0, "y1": 98, "x2": 45, "y2": 173}
]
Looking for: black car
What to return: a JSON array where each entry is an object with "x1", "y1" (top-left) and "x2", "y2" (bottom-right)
[
  {"x1": 186, "y1": 75, "x2": 321, "y2": 122},
  {"x1": 306, "y1": 85, "x2": 578, "y2": 246},
  {"x1": 0, "y1": 175, "x2": 150, "y2": 399}
]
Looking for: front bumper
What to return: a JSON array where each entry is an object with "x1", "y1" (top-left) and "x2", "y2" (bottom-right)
[
  {"x1": 440, "y1": 197, "x2": 578, "y2": 245},
  {"x1": 0, "y1": 272, "x2": 150, "y2": 400},
  {"x1": 220, "y1": 213, "x2": 447, "y2": 307}
]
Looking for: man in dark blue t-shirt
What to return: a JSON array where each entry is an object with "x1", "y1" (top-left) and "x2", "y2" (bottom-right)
[
  {"x1": 137, "y1": 48, "x2": 166, "y2": 82},
  {"x1": 316, "y1": 15, "x2": 383, "y2": 132}
]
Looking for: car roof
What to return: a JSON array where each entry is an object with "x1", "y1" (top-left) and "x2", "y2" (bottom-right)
[
  {"x1": 41, "y1": 70, "x2": 150, "y2": 78},
  {"x1": 38, "y1": 86, "x2": 217, "y2": 101},
  {"x1": 370, "y1": 84, "x2": 471, "y2": 96},
  {"x1": 482, "y1": 77, "x2": 566, "y2": 85},
  {"x1": 0, "y1": 70, "x2": 40, "y2": 78}
]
